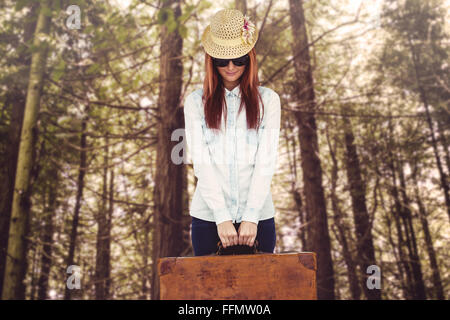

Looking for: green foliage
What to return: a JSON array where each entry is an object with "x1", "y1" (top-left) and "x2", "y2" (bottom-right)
[
  {"x1": 178, "y1": 24, "x2": 188, "y2": 38},
  {"x1": 0, "y1": 0, "x2": 448, "y2": 300},
  {"x1": 157, "y1": 7, "x2": 174, "y2": 26},
  {"x1": 86, "y1": 63, "x2": 101, "y2": 75},
  {"x1": 52, "y1": 58, "x2": 66, "y2": 82},
  {"x1": 14, "y1": 0, "x2": 28, "y2": 11},
  {"x1": 381, "y1": 0, "x2": 449, "y2": 119}
]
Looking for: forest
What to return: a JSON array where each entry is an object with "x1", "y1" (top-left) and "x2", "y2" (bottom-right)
[{"x1": 0, "y1": 0, "x2": 448, "y2": 300}]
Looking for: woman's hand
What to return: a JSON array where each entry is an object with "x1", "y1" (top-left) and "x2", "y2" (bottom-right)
[
  {"x1": 238, "y1": 221, "x2": 257, "y2": 246},
  {"x1": 217, "y1": 220, "x2": 238, "y2": 248}
]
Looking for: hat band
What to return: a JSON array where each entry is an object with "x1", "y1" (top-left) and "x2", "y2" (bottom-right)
[{"x1": 211, "y1": 33, "x2": 245, "y2": 46}]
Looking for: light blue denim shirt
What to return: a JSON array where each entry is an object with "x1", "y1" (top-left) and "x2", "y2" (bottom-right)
[{"x1": 183, "y1": 85, "x2": 281, "y2": 226}]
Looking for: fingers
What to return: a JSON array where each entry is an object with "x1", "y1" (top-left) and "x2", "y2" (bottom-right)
[
  {"x1": 247, "y1": 236, "x2": 256, "y2": 247},
  {"x1": 218, "y1": 223, "x2": 238, "y2": 248},
  {"x1": 238, "y1": 222, "x2": 257, "y2": 246},
  {"x1": 232, "y1": 233, "x2": 239, "y2": 246},
  {"x1": 238, "y1": 234, "x2": 254, "y2": 246},
  {"x1": 219, "y1": 221, "x2": 257, "y2": 248},
  {"x1": 221, "y1": 230, "x2": 238, "y2": 248},
  {"x1": 238, "y1": 232, "x2": 251, "y2": 246}
]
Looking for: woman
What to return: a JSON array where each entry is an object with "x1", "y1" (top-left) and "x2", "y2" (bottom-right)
[{"x1": 184, "y1": 9, "x2": 281, "y2": 256}]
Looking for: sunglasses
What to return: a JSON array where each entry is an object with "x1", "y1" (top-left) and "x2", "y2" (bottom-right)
[{"x1": 212, "y1": 54, "x2": 250, "y2": 67}]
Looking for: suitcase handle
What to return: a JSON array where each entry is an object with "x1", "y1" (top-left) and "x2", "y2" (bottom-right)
[{"x1": 215, "y1": 240, "x2": 260, "y2": 255}]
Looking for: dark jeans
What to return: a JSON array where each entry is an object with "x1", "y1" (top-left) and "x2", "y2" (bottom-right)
[{"x1": 191, "y1": 216, "x2": 276, "y2": 256}]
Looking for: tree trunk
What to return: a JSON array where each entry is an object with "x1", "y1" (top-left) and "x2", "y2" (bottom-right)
[
  {"x1": 141, "y1": 218, "x2": 151, "y2": 300},
  {"x1": 342, "y1": 111, "x2": 381, "y2": 300},
  {"x1": 1, "y1": 0, "x2": 52, "y2": 300},
  {"x1": 410, "y1": 159, "x2": 444, "y2": 299},
  {"x1": 386, "y1": 142, "x2": 416, "y2": 298},
  {"x1": 386, "y1": 117, "x2": 426, "y2": 299},
  {"x1": 436, "y1": 119, "x2": 450, "y2": 180},
  {"x1": 288, "y1": 0, "x2": 335, "y2": 299},
  {"x1": 106, "y1": 168, "x2": 113, "y2": 296},
  {"x1": 396, "y1": 157, "x2": 426, "y2": 299},
  {"x1": 326, "y1": 125, "x2": 361, "y2": 300},
  {"x1": 0, "y1": 92, "x2": 26, "y2": 298},
  {"x1": 37, "y1": 168, "x2": 58, "y2": 300},
  {"x1": 285, "y1": 115, "x2": 308, "y2": 250},
  {"x1": 64, "y1": 110, "x2": 88, "y2": 300},
  {"x1": 151, "y1": 0, "x2": 185, "y2": 300},
  {"x1": 235, "y1": 0, "x2": 247, "y2": 15},
  {"x1": 390, "y1": 183, "x2": 415, "y2": 299},
  {"x1": 383, "y1": 195, "x2": 409, "y2": 298},
  {"x1": 95, "y1": 138, "x2": 112, "y2": 299},
  {"x1": 407, "y1": 35, "x2": 450, "y2": 222},
  {"x1": 0, "y1": 6, "x2": 38, "y2": 296}
]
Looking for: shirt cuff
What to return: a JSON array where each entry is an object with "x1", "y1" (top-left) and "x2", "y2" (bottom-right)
[
  {"x1": 241, "y1": 208, "x2": 259, "y2": 226},
  {"x1": 214, "y1": 208, "x2": 233, "y2": 226}
]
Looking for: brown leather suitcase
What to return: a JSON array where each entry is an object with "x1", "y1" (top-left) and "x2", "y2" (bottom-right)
[{"x1": 158, "y1": 245, "x2": 317, "y2": 300}]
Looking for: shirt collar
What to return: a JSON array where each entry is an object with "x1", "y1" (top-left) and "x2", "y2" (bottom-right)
[{"x1": 224, "y1": 84, "x2": 241, "y2": 98}]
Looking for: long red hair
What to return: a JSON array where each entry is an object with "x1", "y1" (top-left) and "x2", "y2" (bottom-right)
[{"x1": 202, "y1": 47, "x2": 264, "y2": 132}]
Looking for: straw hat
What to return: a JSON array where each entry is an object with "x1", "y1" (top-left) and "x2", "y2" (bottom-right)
[{"x1": 201, "y1": 9, "x2": 259, "y2": 59}]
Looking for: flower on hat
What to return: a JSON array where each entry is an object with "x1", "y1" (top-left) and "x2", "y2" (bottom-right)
[{"x1": 241, "y1": 14, "x2": 256, "y2": 45}]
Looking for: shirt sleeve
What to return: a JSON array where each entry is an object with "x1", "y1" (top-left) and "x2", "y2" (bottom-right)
[
  {"x1": 184, "y1": 91, "x2": 233, "y2": 226},
  {"x1": 242, "y1": 90, "x2": 281, "y2": 226}
]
